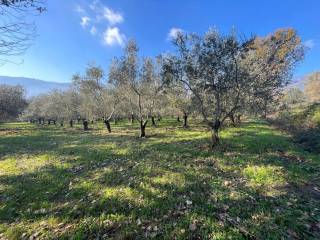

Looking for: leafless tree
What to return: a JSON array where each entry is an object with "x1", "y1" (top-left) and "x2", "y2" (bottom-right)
[{"x1": 0, "y1": 0, "x2": 46, "y2": 65}]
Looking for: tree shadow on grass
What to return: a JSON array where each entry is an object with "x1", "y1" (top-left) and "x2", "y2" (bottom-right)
[{"x1": 0, "y1": 121, "x2": 320, "y2": 239}]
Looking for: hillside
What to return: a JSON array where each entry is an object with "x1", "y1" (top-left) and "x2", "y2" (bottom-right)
[
  {"x1": 288, "y1": 77, "x2": 305, "y2": 90},
  {"x1": 0, "y1": 76, "x2": 71, "y2": 98}
]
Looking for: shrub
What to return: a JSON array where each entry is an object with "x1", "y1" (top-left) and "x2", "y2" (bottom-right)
[{"x1": 273, "y1": 103, "x2": 320, "y2": 153}]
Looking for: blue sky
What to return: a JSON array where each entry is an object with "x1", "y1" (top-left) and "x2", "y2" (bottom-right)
[{"x1": 0, "y1": 0, "x2": 319, "y2": 83}]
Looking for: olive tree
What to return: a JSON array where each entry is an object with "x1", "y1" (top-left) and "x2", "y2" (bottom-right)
[
  {"x1": 72, "y1": 65, "x2": 104, "y2": 130},
  {"x1": 141, "y1": 57, "x2": 165, "y2": 126},
  {"x1": 109, "y1": 40, "x2": 161, "y2": 137},
  {"x1": 0, "y1": 84, "x2": 27, "y2": 122},
  {"x1": 23, "y1": 94, "x2": 46, "y2": 124},
  {"x1": 244, "y1": 28, "x2": 304, "y2": 117},
  {"x1": 162, "y1": 30, "x2": 252, "y2": 146},
  {"x1": 162, "y1": 28, "x2": 303, "y2": 147},
  {"x1": 282, "y1": 88, "x2": 305, "y2": 107},
  {"x1": 304, "y1": 72, "x2": 320, "y2": 103},
  {"x1": 166, "y1": 83, "x2": 194, "y2": 128}
]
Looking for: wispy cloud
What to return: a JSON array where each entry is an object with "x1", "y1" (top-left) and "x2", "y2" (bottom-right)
[
  {"x1": 75, "y1": 1, "x2": 126, "y2": 47},
  {"x1": 75, "y1": 5, "x2": 85, "y2": 13},
  {"x1": 167, "y1": 27, "x2": 183, "y2": 40},
  {"x1": 80, "y1": 16, "x2": 90, "y2": 28},
  {"x1": 103, "y1": 7, "x2": 123, "y2": 25},
  {"x1": 90, "y1": 26, "x2": 97, "y2": 35},
  {"x1": 304, "y1": 39, "x2": 315, "y2": 49},
  {"x1": 103, "y1": 27, "x2": 125, "y2": 46}
]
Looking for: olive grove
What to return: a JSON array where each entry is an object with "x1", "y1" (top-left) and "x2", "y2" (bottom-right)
[{"x1": 22, "y1": 28, "x2": 304, "y2": 147}]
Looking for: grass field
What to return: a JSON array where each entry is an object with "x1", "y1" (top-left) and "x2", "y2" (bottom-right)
[{"x1": 0, "y1": 119, "x2": 319, "y2": 239}]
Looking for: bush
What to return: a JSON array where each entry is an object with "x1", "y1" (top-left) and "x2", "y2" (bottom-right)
[
  {"x1": 273, "y1": 103, "x2": 320, "y2": 153},
  {"x1": 295, "y1": 128, "x2": 320, "y2": 153}
]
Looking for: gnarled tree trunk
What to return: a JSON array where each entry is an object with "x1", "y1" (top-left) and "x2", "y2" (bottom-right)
[
  {"x1": 151, "y1": 116, "x2": 156, "y2": 126},
  {"x1": 69, "y1": 120, "x2": 73, "y2": 128},
  {"x1": 228, "y1": 113, "x2": 236, "y2": 127},
  {"x1": 236, "y1": 114, "x2": 241, "y2": 124},
  {"x1": 104, "y1": 119, "x2": 111, "y2": 133},
  {"x1": 130, "y1": 113, "x2": 134, "y2": 125},
  {"x1": 211, "y1": 119, "x2": 221, "y2": 148},
  {"x1": 183, "y1": 113, "x2": 188, "y2": 128},
  {"x1": 83, "y1": 120, "x2": 89, "y2": 130},
  {"x1": 140, "y1": 120, "x2": 148, "y2": 138}
]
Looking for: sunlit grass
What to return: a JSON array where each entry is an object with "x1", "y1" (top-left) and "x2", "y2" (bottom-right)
[{"x1": 0, "y1": 118, "x2": 319, "y2": 239}]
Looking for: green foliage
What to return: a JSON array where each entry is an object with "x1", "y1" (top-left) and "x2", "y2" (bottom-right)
[
  {"x1": 0, "y1": 84, "x2": 27, "y2": 122},
  {"x1": 274, "y1": 103, "x2": 320, "y2": 153}
]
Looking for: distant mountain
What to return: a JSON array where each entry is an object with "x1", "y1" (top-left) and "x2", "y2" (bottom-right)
[
  {"x1": 0, "y1": 76, "x2": 71, "y2": 98},
  {"x1": 288, "y1": 77, "x2": 305, "y2": 90}
]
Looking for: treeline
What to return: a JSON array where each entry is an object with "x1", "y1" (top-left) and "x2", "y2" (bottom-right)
[
  {"x1": 273, "y1": 72, "x2": 320, "y2": 153},
  {"x1": 22, "y1": 28, "x2": 304, "y2": 147}
]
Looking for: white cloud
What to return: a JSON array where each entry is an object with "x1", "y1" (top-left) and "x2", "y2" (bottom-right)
[
  {"x1": 75, "y1": 5, "x2": 85, "y2": 13},
  {"x1": 90, "y1": 26, "x2": 97, "y2": 35},
  {"x1": 80, "y1": 16, "x2": 90, "y2": 28},
  {"x1": 89, "y1": 0, "x2": 99, "y2": 10},
  {"x1": 168, "y1": 27, "x2": 183, "y2": 40},
  {"x1": 103, "y1": 27, "x2": 125, "y2": 46},
  {"x1": 103, "y1": 7, "x2": 123, "y2": 25},
  {"x1": 88, "y1": 0, "x2": 124, "y2": 25},
  {"x1": 304, "y1": 39, "x2": 315, "y2": 49},
  {"x1": 75, "y1": 1, "x2": 126, "y2": 47}
]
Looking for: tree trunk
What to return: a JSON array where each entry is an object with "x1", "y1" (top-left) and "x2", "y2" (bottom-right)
[
  {"x1": 69, "y1": 120, "x2": 73, "y2": 128},
  {"x1": 113, "y1": 117, "x2": 117, "y2": 125},
  {"x1": 262, "y1": 99, "x2": 268, "y2": 119},
  {"x1": 183, "y1": 113, "x2": 188, "y2": 128},
  {"x1": 236, "y1": 115, "x2": 241, "y2": 124},
  {"x1": 157, "y1": 115, "x2": 161, "y2": 121},
  {"x1": 83, "y1": 120, "x2": 89, "y2": 131},
  {"x1": 229, "y1": 113, "x2": 236, "y2": 127},
  {"x1": 53, "y1": 120, "x2": 56, "y2": 125},
  {"x1": 177, "y1": 116, "x2": 181, "y2": 122},
  {"x1": 104, "y1": 119, "x2": 111, "y2": 133},
  {"x1": 130, "y1": 113, "x2": 134, "y2": 125},
  {"x1": 151, "y1": 116, "x2": 156, "y2": 126},
  {"x1": 140, "y1": 120, "x2": 148, "y2": 138},
  {"x1": 60, "y1": 121, "x2": 64, "y2": 127},
  {"x1": 211, "y1": 120, "x2": 221, "y2": 148}
]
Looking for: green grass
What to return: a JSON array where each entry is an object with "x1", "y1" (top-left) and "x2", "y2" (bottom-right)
[{"x1": 0, "y1": 119, "x2": 319, "y2": 239}]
